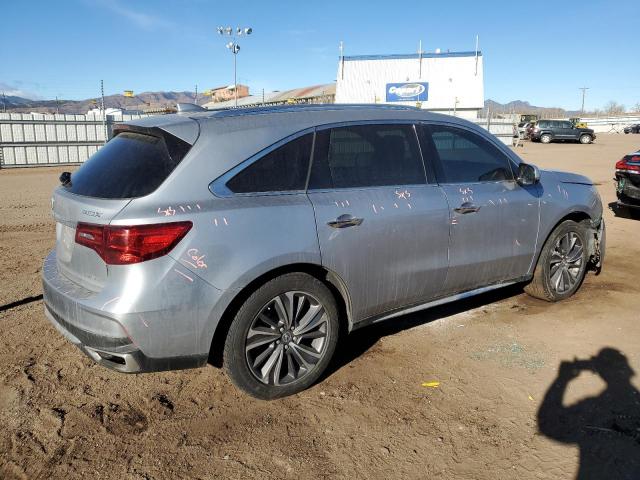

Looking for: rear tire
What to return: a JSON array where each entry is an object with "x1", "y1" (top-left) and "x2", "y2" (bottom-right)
[
  {"x1": 579, "y1": 134, "x2": 592, "y2": 144},
  {"x1": 525, "y1": 220, "x2": 589, "y2": 302},
  {"x1": 223, "y1": 273, "x2": 339, "y2": 399},
  {"x1": 540, "y1": 134, "x2": 552, "y2": 144}
]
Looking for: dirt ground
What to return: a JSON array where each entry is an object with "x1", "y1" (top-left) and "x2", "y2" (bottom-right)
[{"x1": 1, "y1": 134, "x2": 639, "y2": 480}]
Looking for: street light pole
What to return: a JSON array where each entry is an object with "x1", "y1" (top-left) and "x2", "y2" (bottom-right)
[
  {"x1": 217, "y1": 26, "x2": 252, "y2": 108},
  {"x1": 234, "y1": 50, "x2": 238, "y2": 106}
]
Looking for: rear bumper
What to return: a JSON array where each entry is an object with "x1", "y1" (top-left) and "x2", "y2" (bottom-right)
[
  {"x1": 44, "y1": 304, "x2": 205, "y2": 372},
  {"x1": 615, "y1": 174, "x2": 640, "y2": 207},
  {"x1": 42, "y1": 250, "x2": 228, "y2": 373}
]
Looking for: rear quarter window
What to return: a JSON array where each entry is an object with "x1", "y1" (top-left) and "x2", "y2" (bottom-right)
[
  {"x1": 226, "y1": 133, "x2": 313, "y2": 193},
  {"x1": 67, "y1": 132, "x2": 190, "y2": 199}
]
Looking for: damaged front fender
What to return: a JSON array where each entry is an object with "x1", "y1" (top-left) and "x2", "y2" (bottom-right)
[{"x1": 588, "y1": 218, "x2": 606, "y2": 274}]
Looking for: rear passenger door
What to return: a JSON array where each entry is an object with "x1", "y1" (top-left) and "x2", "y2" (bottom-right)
[
  {"x1": 307, "y1": 123, "x2": 451, "y2": 323},
  {"x1": 418, "y1": 124, "x2": 540, "y2": 295}
]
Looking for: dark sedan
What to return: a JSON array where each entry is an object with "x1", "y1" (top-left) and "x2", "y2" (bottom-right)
[{"x1": 615, "y1": 149, "x2": 640, "y2": 215}]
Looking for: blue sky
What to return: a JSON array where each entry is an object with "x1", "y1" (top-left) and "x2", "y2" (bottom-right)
[{"x1": 1, "y1": 0, "x2": 638, "y2": 110}]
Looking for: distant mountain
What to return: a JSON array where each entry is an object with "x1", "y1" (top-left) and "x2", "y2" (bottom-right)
[
  {"x1": 483, "y1": 99, "x2": 581, "y2": 118},
  {"x1": 1, "y1": 94, "x2": 43, "y2": 109},
  {"x1": 2, "y1": 92, "x2": 584, "y2": 117},
  {"x1": 1, "y1": 91, "x2": 200, "y2": 114}
]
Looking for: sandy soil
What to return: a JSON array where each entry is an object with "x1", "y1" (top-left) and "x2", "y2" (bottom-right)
[{"x1": 1, "y1": 134, "x2": 639, "y2": 479}]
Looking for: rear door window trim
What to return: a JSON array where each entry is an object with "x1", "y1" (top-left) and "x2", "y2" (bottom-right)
[
  {"x1": 211, "y1": 119, "x2": 435, "y2": 197},
  {"x1": 306, "y1": 120, "x2": 431, "y2": 192},
  {"x1": 209, "y1": 127, "x2": 316, "y2": 198}
]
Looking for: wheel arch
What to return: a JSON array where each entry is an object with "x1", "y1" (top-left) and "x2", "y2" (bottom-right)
[
  {"x1": 208, "y1": 262, "x2": 352, "y2": 367},
  {"x1": 530, "y1": 210, "x2": 594, "y2": 275}
]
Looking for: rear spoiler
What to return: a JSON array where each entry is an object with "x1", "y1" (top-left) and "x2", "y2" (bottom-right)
[{"x1": 112, "y1": 119, "x2": 199, "y2": 145}]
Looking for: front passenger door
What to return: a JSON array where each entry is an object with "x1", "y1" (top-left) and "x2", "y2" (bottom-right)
[{"x1": 418, "y1": 124, "x2": 540, "y2": 295}]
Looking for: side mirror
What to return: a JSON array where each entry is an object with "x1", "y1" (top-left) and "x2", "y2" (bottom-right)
[
  {"x1": 516, "y1": 163, "x2": 540, "y2": 186},
  {"x1": 59, "y1": 171, "x2": 72, "y2": 187}
]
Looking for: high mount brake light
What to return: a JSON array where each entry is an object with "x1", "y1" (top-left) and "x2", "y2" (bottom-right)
[{"x1": 75, "y1": 221, "x2": 192, "y2": 265}]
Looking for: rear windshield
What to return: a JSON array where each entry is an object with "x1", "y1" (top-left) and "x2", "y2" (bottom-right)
[{"x1": 66, "y1": 131, "x2": 190, "y2": 199}]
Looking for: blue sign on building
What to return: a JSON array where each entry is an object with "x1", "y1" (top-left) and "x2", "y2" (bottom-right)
[{"x1": 385, "y1": 82, "x2": 429, "y2": 102}]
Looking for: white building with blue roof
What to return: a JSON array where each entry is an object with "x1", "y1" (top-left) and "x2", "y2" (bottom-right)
[{"x1": 335, "y1": 50, "x2": 484, "y2": 119}]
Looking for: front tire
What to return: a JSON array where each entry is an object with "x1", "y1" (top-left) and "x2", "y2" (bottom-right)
[
  {"x1": 579, "y1": 134, "x2": 592, "y2": 144},
  {"x1": 525, "y1": 220, "x2": 589, "y2": 301},
  {"x1": 223, "y1": 273, "x2": 339, "y2": 399},
  {"x1": 540, "y1": 134, "x2": 552, "y2": 144}
]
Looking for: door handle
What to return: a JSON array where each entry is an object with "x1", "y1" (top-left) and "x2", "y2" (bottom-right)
[
  {"x1": 327, "y1": 214, "x2": 364, "y2": 229},
  {"x1": 454, "y1": 202, "x2": 481, "y2": 214}
]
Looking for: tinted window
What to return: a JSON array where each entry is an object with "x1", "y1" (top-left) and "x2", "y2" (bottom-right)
[
  {"x1": 227, "y1": 133, "x2": 313, "y2": 193},
  {"x1": 308, "y1": 124, "x2": 425, "y2": 189},
  {"x1": 67, "y1": 132, "x2": 189, "y2": 199},
  {"x1": 538, "y1": 121, "x2": 549, "y2": 128},
  {"x1": 560, "y1": 121, "x2": 573, "y2": 129},
  {"x1": 428, "y1": 125, "x2": 514, "y2": 183}
]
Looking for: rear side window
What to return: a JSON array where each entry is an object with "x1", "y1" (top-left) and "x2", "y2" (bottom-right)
[
  {"x1": 308, "y1": 124, "x2": 425, "y2": 189},
  {"x1": 226, "y1": 133, "x2": 313, "y2": 193},
  {"x1": 427, "y1": 125, "x2": 514, "y2": 183},
  {"x1": 67, "y1": 132, "x2": 190, "y2": 199}
]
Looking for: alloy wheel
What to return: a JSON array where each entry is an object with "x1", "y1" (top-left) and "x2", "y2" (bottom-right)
[
  {"x1": 245, "y1": 291, "x2": 329, "y2": 386},
  {"x1": 548, "y1": 231, "x2": 584, "y2": 294}
]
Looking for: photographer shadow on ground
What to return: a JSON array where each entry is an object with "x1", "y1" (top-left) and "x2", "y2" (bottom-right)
[{"x1": 538, "y1": 348, "x2": 640, "y2": 479}]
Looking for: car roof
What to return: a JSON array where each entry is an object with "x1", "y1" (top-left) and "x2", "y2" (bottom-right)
[
  {"x1": 126, "y1": 103, "x2": 477, "y2": 137},
  {"x1": 123, "y1": 103, "x2": 523, "y2": 197}
]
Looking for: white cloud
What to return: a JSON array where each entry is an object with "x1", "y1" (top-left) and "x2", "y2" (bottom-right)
[
  {"x1": 90, "y1": 0, "x2": 174, "y2": 30},
  {"x1": 0, "y1": 81, "x2": 43, "y2": 100}
]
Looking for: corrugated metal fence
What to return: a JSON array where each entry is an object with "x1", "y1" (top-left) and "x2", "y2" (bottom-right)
[
  {"x1": 0, "y1": 112, "x2": 146, "y2": 167},
  {"x1": 0, "y1": 112, "x2": 517, "y2": 168},
  {"x1": 471, "y1": 118, "x2": 514, "y2": 145}
]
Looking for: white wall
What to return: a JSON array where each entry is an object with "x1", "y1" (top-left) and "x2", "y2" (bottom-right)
[{"x1": 336, "y1": 52, "x2": 484, "y2": 113}]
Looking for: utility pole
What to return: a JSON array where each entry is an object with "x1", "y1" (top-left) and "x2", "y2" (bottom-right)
[
  {"x1": 339, "y1": 41, "x2": 344, "y2": 80},
  {"x1": 55, "y1": 96, "x2": 59, "y2": 115},
  {"x1": 579, "y1": 87, "x2": 589, "y2": 115},
  {"x1": 100, "y1": 80, "x2": 107, "y2": 143},
  {"x1": 418, "y1": 40, "x2": 422, "y2": 79},
  {"x1": 194, "y1": 84, "x2": 198, "y2": 104},
  {"x1": 474, "y1": 35, "x2": 479, "y2": 76}
]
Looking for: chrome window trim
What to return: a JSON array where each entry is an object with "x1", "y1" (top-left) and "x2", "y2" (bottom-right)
[
  {"x1": 306, "y1": 119, "x2": 430, "y2": 191},
  {"x1": 416, "y1": 120, "x2": 519, "y2": 184},
  {"x1": 210, "y1": 119, "x2": 432, "y2": 197},
  {"x1": 208, "y1": 127, "x2": 315, "y2": 198}
]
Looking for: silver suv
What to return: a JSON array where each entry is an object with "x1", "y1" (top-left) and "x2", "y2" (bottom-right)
[{"x1": 43, "y1": 105, "x2": 605, "y2": 399}]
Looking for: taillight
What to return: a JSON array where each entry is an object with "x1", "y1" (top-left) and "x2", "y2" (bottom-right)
[
  {"x1": 75, "y1": 221, "x2": 192, "y2": 265},
  {"x1": 616, "y1": 156, "x2": 640, "y2": 173}
]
